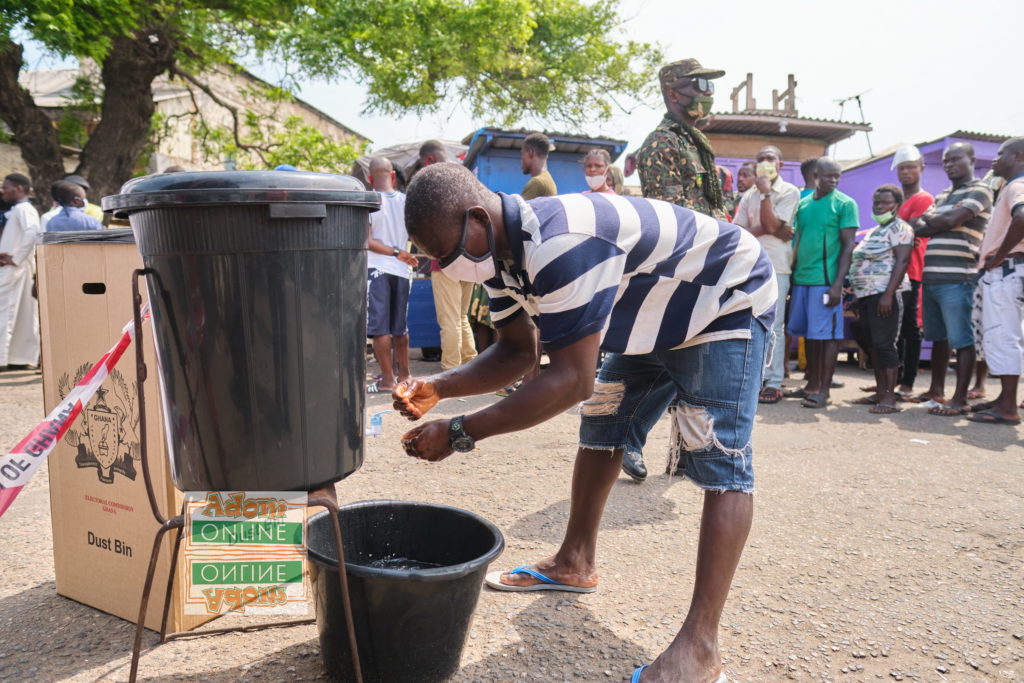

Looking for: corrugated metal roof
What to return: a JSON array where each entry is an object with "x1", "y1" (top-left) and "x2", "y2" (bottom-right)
[
  {"x1": 701, "y1": 112, "x2": 871, "y2": 145},
  {"x1": 841, "y1": 130, "x2": 1012, "y2": 171},
  {"x1": 940, "y1": 130, "x2": 1010, "y2": 144}
]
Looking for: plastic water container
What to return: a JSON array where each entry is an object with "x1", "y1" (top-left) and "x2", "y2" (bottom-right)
[{"x1": 103, "y1": 171, "x2": 380, "y2": 491}]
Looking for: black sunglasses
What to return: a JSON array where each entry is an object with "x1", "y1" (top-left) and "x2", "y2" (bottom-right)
[{"x1": 674, "y1": 77, "x2": 714, "y2": 94}]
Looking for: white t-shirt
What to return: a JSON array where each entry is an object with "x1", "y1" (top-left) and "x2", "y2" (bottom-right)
[
  {"x1": 732, "y1": 178, "x2": 801, "y2": 275},
  {"x1": 366, "y1": 191, "x2": 411, "y2": 279}
]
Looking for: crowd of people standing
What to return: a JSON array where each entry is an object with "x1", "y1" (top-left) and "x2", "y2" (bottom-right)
[{"x1": 383, "y1": 57, "x2": 1021, "y2": 683}]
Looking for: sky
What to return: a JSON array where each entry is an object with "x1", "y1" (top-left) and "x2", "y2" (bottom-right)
[
  {"x1": 19, "y1": 0, "x2": 1022, "y2": 165},
  {"x1": 268, "y1": 0, "x2": 1022, "y2": 163}
]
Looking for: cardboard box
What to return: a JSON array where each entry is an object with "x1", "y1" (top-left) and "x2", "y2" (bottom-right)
[{"x1": 38, "y1": 239, "x2": 216, "y2": 632}]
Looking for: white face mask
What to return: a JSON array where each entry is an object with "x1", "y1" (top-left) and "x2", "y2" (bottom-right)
[
  {"x1": 439, "y1": 210, "x2": 498, "y2": 284},
  {"x1": 585, "y1": 174, "x2": 606, "y2": 190}
]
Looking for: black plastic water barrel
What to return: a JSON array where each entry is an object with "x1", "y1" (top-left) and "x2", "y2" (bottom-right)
[
  {"x1": 307, "y1": 500, "x2": 505, "y2": 682},
  {"x1": 102, "y1": 171, "x2": 380, "y2": 491}
]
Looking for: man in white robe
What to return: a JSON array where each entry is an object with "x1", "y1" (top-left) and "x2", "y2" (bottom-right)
[{"x1": 0, "y1": 173, "x2": 41, "y2": 369}]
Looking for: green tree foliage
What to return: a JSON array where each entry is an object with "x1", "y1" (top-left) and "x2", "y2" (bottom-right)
[
  {"x1": 1, "y1": 0, "x2": 661, "y2": 197},
  {"x1": 57, "y1": 74, "x2": 101, "y2": 148},
  {"x1": 194, "y1": 111, "x2": 368, "y2": 173},
  {"x1": 284, "y1": 0, "x2": 661, "y2": 126}
]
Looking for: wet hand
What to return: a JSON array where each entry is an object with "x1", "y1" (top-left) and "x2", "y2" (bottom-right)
[
  {"x1": 393, "y1": 379, "x2": 440, "y2": 421},
  {"x1": 400, "y1": 420, "x2": 453, "y2": 462}
]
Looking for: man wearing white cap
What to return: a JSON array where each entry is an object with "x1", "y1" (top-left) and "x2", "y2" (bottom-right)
[{"x1": 892, "y1": 145, "x2": 933, "y2": 396}]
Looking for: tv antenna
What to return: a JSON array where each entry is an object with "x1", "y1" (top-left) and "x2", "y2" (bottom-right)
[{"x1": 834, "y1": 90, "x2": 873, "y2": 156}]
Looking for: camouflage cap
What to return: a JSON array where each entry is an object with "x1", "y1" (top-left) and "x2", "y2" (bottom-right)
[{"x1": 658, "y1": 59, "x2": 725, "y2": 89}]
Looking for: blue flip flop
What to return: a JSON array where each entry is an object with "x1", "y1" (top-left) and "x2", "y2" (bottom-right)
[
  {"x1": 631, "y1": 666, "x2": 728, "y2": 683},
  {"x1": 484, "y1": 565, "x2": 597, "y2": 593}
]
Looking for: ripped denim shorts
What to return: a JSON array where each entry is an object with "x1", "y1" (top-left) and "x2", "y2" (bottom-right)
[{"x1": 579, "y1": 319, "x2": 769, "y2": 493}]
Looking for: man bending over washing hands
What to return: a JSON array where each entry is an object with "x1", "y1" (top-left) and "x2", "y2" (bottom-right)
[{"x1": 393, "y1": 162, "x2": 776, "y2": 683}]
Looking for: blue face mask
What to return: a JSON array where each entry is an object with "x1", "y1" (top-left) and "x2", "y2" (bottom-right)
[{"x1": 439, "y1": 209, "x2": 499, "y2": 284}]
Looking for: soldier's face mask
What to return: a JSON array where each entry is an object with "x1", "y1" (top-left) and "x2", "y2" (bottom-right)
[
  {"x1": 685, "y1": 95, "x2": 714, "y2": 119},
  {"x1": 439, "y1": 209, "x2": 499, "y2": 284}
]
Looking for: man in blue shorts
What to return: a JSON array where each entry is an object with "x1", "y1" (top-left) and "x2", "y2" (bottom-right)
[
  {"x1": 393, "y1": 162, "x2": 776, "y2": 683},
  {"x1": 787, "y1": 157, "x2": 858, "y2": 408},
  {"x1": 365, "y1": 156, "x2": 419, "y2": 392},
  {"x1": 905, "y1": 142, "x2": 993, "y2": 415}
]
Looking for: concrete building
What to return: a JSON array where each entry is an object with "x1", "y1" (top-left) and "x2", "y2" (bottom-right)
[
  {"x1": 702, "y1": 73, "x2": 871, "y2": 187},
  {"x1": 2, "y1": 64, "x2": 368, "y2": 175}
]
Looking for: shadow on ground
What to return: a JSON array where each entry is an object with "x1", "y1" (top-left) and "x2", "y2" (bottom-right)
[
  {"x1": 507, "y1": 477, "x2": 682, "y2": 542},
  {"x1": 140, "y1": 601, "x2": 646, "y2": 681},
  {"x1": 138, "y1": 636, "x2": 325, "y2": 681},
  {"x1": 454, "y1": 602, "x2": 647, "y2": 682},
  {"x1": 0, "y1": 581, "x2": 135, "y2": 681}
]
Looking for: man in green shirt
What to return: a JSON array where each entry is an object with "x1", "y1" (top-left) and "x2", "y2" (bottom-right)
[
  {"x1": 520, "y1": 132, "x2": 558, "y2": 199},
  {"x1": 787, "y1": 157, "x2": 859, "y2": 408}
]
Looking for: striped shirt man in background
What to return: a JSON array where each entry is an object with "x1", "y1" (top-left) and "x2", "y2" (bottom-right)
[
  {"x1": 393, "y1": 162, "x2": 775, "y2": 683},
  {"x1": 909, "y1": 142, "x2": 993, "y2": 416}
]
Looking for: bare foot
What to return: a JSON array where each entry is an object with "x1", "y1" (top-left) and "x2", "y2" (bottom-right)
[
  {"x1": 906, "y1": 392, "x2": 945, "y2": 404},
  {"x1": 498, "y1": 556, "x2": 598, "y2": 589},
  {"x1": 639, "y1": 630, "x2": 722, "y2": 683},
  {"x1": 928, "y1": 401, "x2": 968, "y2": 416}
]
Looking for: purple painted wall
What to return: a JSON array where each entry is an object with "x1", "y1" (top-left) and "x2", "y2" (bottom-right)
[{"x1": 839, "y1": 136, "x2": 1001, "y2": 230}]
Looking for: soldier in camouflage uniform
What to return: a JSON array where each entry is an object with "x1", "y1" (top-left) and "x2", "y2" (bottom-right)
[
  {"x1": 621, "y1": 59, "x2": 729, "y2": 486},
  {"x1": 637, "y1": 58, "x2": 727, "y2": 219}
]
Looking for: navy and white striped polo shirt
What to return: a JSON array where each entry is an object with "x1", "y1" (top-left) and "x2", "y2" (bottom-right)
[{"x1": 484, "y1": 192, "x2": 777, "y2": 355}]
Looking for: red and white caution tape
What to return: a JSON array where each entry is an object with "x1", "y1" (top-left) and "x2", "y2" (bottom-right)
[{"x1": 0, "y1": 305, "x2": 150, "y2": 519}]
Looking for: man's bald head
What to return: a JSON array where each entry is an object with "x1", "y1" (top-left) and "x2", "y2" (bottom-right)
[
  {"x1": 942, "y1": 142, "x2": 977, "y2": 183},
  {"x1": 816, "y1": 157, "x2": 841, "y2": 175},
  {"x1": 418, "y1": 140, "x2": 449, "y2": 166},
  {"x1": 405, "y1": 162, "x2": 494, "y2": 257},
  {"x1": 368, "y1": 156, "x2": 395, "y2": 191},
  {"x1": 54, "y1": 180, "x2": 85, "y2": 206},
  {"x1": 369, "y1": 156, "x2": 392, "y2": 174},
  {"x1": 992, "y1": 136, "x2": 1024, "y2": 181},
  {"x1": 757, "y1": 145, "x2": 783, "y2": 162},
  {"x1": 944, "y1": 141, "x2": 976, "y2": 161}
]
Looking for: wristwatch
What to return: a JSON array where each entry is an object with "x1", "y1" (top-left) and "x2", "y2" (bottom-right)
[
  {"x1": 392, "y1": 246, "x2": 401, "y2": 257},
  {"x1": 449, "y1": 416, "x2": 475, "y2": 452},
  {"x1": 760, "y1": 193, "x2": 771, "y2": 201}
]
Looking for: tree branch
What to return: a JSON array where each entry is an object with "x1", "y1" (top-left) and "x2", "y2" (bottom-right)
[
  {"x1": 169, "y1": 64, "x2": 271, "y2": 164},
  {"x1": 0, "y1": 38, "x2": 68, "y2": 208}
]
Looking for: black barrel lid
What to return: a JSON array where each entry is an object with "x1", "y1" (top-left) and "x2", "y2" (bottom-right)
[{"x1": 102, "y1": 170, "x2": 380, "y2": 217}]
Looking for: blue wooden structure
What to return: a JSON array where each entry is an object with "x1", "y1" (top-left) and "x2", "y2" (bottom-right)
[
  {"x1": 461, "y1": 127, "x2": 628, "y2": 194},
  {"x1": 406, "y1": 128, "x2": 628, "y2": 350},
  {"x1": 407, "y1": 279, "x2": 441, "y2": 349}
]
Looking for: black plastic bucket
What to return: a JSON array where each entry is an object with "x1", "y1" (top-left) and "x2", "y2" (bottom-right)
[
  {"x1": 307, "y1": 500, "x2": 505, "y2": 682},
  {"x1": 102, "y1": 171, "x2": 380, "y2": 491}
]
